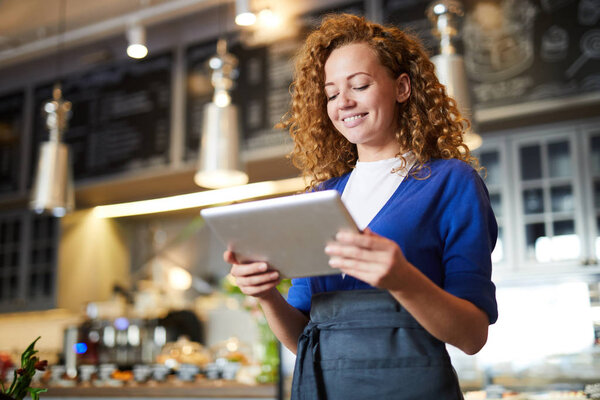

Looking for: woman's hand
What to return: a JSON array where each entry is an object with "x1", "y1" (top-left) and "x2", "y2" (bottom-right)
[
  {"x1": 223, "y1": 250, "x2": 281, "y2": 299},
  {"x1": 325, "y1": 228, "x2": 409, "y2": 290},
  {"x1": 326, "y1": 229, "x2": 490, "y2": 355}
]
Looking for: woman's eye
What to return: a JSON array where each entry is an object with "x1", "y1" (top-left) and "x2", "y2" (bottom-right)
[
  {"x1": 354, "y1": 84, "x2": 370, "y2": 91},
  {"x1": 327, "y1": 93, "x2": 338, "y2": 101}
]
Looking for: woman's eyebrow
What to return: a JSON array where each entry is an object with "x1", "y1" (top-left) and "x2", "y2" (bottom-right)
[{"x1": 324, "y1": 72, "x2": 371, "y2": 87}]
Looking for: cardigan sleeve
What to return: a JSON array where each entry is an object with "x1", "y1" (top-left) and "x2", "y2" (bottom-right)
[{"x1": 439, "y1": 165, "x2": 499, "y2": 324}]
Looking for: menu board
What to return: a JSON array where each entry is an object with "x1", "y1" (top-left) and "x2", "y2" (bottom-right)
[
  {"x1": 383, "y1": 0, "x2": 600, "y2": 110},
  {"x1": 31, "y1": 53, "x2": 172, "y2": 183},
  {"x1": 0, "y1": 91, "x2": 24, "y2": 195},
  {"x1": 185, "y1": 1, "x2": 366, "y2": 158}
]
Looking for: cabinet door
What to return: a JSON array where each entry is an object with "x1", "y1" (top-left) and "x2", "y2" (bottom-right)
[
  {"x1": 474, "y1": 139, "x2": 513, "y2": 271},
  {"x1": 513, "y1": 131, "x2": 584, "y2": 267},
  {"x1": 0, "y1": 210, "x2": 59, "y2": 312},
  {"x1": 582, "y1": 127, "x2": 600, "y2": 265}
]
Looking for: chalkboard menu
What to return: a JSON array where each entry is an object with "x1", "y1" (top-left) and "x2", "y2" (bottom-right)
[
  {"x1": 185, "y1": 1, "x2": 366, "y2": 159},
  {"x1": 31, "y1": 53, "x2": 172, "y2": 183},
  {"x1": 384, "y1": 0, "x2": 600, "y2": 110},
  {"x1": 0, "y1": 91, "x2": 24, "y2": 195}
]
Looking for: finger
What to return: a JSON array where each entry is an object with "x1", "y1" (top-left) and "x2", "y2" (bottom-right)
[
  {"x1": 230, "y1": 262, "x2": 269, "y2": 277},
  {"x1": 241, "y1": 280, "x2": 281, "y2": 297},
  {"x1": 328, "y1": 256, "x2": 380, "y2": 273},
  {"x1": 325, "y1": 243, "x2": 390, "y2": 263},
  {"x1": 235, "y1": 270, "x2": 280, "y2": 287},
  {"x1": 328, "y1": 257, "x2": 382, "y2": 285},
  {"x1": 335, "y1": 230, "x2": 391, "y2": 250}
]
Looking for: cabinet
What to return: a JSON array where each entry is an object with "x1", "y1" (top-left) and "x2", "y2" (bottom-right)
[
  {"x1": 474, "y1": 117, "x2": 600, "y2": 279},
  {"x1": 582, "y1": 125, "x2": 600, "y2": 262},
  {"x1": 0, "y1": 210, "x2": 59, "y2": 312}
]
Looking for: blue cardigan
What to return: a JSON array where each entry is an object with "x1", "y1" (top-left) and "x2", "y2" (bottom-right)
[{"x1": 287, "y1": 158, "x2": 499, "y2": 324}]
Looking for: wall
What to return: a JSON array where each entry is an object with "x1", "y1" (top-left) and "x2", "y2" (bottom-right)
[{"x1": 58, "y1": 210, "x2": 130, "y2": 312}]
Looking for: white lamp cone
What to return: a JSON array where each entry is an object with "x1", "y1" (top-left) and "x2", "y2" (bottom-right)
[
  {"x1": 194, "y1": 102, "x2": 248, "y2": 189},
  {"x1": 30, "y1": 140, "x2": 74, "y2": 217},
  {"x1": 431, "y1": 53, "x2": 482, "y2": 151}
]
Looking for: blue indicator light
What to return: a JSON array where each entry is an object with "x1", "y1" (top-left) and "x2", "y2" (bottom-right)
[{"x1": 74, "y1": 342, "x2": 88, "y2": 354}]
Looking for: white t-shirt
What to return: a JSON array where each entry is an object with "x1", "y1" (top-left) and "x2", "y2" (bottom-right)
[{"x1": 341, "y1": 153, "x2": 415, "y2": 231}]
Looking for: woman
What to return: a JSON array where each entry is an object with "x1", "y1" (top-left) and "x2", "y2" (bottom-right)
[{"x1": 225, "y1": 14, "x2": 497, "y2": 399}]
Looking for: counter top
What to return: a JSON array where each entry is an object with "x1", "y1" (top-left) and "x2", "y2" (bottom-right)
[{"x1": 41, "y1": 380, "x2": 277, "y2": 399}]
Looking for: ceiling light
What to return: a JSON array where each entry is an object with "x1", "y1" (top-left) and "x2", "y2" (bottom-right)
[
  {"x1": 235, "y1": 0, "x2": 256, "y2": 26},
  {"x1": 126, "y1": 24, "x2": 148, "y2": 59}
]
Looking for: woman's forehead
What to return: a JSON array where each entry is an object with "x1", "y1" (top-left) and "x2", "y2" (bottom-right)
[{"x1": 324, "y1": 43, "x2": 384, "y2": 81}]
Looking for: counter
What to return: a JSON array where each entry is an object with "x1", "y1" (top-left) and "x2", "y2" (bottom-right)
[{"x1": 41, "y1": 381, "x2": 276, "y2": 400}]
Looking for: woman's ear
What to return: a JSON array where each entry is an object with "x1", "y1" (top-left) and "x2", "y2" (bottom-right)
[{"x1": 395, "y1": 73, "x2": 411, "y2": 103}]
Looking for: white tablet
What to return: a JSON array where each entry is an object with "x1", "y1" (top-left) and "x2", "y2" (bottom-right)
[{"x1": 200, "y1": 190, "x2": 358, "y2": 279}]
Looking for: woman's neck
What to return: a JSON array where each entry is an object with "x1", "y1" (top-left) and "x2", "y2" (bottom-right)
[{"x1": 356, "y1": 143, "x2": 407, "y2": 162}]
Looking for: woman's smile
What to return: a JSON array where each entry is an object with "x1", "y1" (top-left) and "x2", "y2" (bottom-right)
[{"x1": 342, "y1": 112, "x2": 368, "y2": 127}]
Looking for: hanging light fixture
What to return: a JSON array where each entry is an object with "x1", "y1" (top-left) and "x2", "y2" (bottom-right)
[
  {"x1": 194, "y1": 38, "x2": 248, "y2": 189},
  {"x1": 30, "y1": 0, "x2": 74, "y2": 218},
  {"x1": 126, "y1": 22, "x2": 148, "y2": 59},
  {"x1": 30, "y1": 84, "x2": 74, "y2": 217},
  {"x1": 235, "y1": 0, "x2": 256, "y2": 26},
  {"x1": 427, "y1": 0, "x2": 482, "y2": 150}
]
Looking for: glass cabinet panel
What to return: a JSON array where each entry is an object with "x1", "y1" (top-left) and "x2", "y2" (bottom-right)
[
  {"x1": 480, "y1": 152, "x2": 500, "y2": 186},
  {"x1": 523, "y1": 188, "x2": 544, "y2": 214},
  {"x1": 0, "y1": 211, "x2": 58, "y2": 312},
  {"x1": 548, "y1": 141, "x2": 571, "y2": 178},
  {"x1": 550, "y1": 186, "x2": 574, "y2": 212},
  {"x1": 517, "y1": 135, "x2": 581, "y2": 264},
  {"x1": 477, "y1": 147, "x2": 505, "y2": 264},
  {"x1": 590, "y1": 132, "x2": 600, "y2": 260},
  {"x1": 520, "y1": 145, "x2": 542, "y2": 181},
  {"x1": 591, "y1": 136, "x2": 600, "y2": 176},
  {"x1": 0, "y1": 215, "x2": 21, "y2": 302}
]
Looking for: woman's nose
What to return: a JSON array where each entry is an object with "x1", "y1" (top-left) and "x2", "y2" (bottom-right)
[{"x1": 338, "y1": 90, "x2": 355, "y2": 108}]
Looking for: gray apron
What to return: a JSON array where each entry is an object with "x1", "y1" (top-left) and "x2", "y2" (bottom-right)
[{"x1": 291, "y1": 290, "x2": 464, "y2": 400}]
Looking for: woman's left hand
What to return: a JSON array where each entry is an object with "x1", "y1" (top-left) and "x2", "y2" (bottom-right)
[{"x1": 325, "y1": 228, "x2": 410, "y2": 290}]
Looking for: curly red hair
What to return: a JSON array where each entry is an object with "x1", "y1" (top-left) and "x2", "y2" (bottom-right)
[{"x1": 279, "y1": 13, "x2": 478, "y2": 189}]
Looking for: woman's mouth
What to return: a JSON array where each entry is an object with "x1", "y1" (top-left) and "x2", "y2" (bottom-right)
[{"x1": 342, "y1": 113, "x2": 368, "y2": 127}]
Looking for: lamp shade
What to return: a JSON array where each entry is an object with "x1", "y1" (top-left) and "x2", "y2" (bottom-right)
[
  {"x1": 432, "y1": 53, "x2": 482, "y2": 150},
  {"x1": 194, "y1": 102, "x2": 248, "y2": 189},
  {"x1": 30, "y1": 140, "x2": 74, "y2": 217}
]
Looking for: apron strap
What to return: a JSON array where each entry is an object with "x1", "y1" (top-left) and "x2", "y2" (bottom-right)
[{"x1": 292, "y1": 322, "x2": 327, "y2": 400}]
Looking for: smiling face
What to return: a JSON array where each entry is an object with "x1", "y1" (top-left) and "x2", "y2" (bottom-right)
[{"x1": 324, "y1": 42, "x2": 411, "y2": 161}]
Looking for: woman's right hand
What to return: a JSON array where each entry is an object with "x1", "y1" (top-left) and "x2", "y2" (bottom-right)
[{"x1": 223, "y1": 250, "x2": 281, "y2": 299}]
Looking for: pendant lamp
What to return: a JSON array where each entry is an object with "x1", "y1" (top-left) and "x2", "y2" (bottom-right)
[
  {"x1": 30, "y1": 0, "x2": 75, "y2": 217},
  {"x1": 194, "y1": 39, "x2": 248, "y2": 189},
  {"x1": 30, "y1": 83, "x2": 74, "y2": 217},
  {"x1": 427, "y1": 0, "x2": 482, "y2": 150}
]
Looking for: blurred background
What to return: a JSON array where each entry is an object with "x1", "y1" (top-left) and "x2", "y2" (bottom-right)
[{"x1": 0, "y1": 0, "x2": 599, "y2": 399}]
